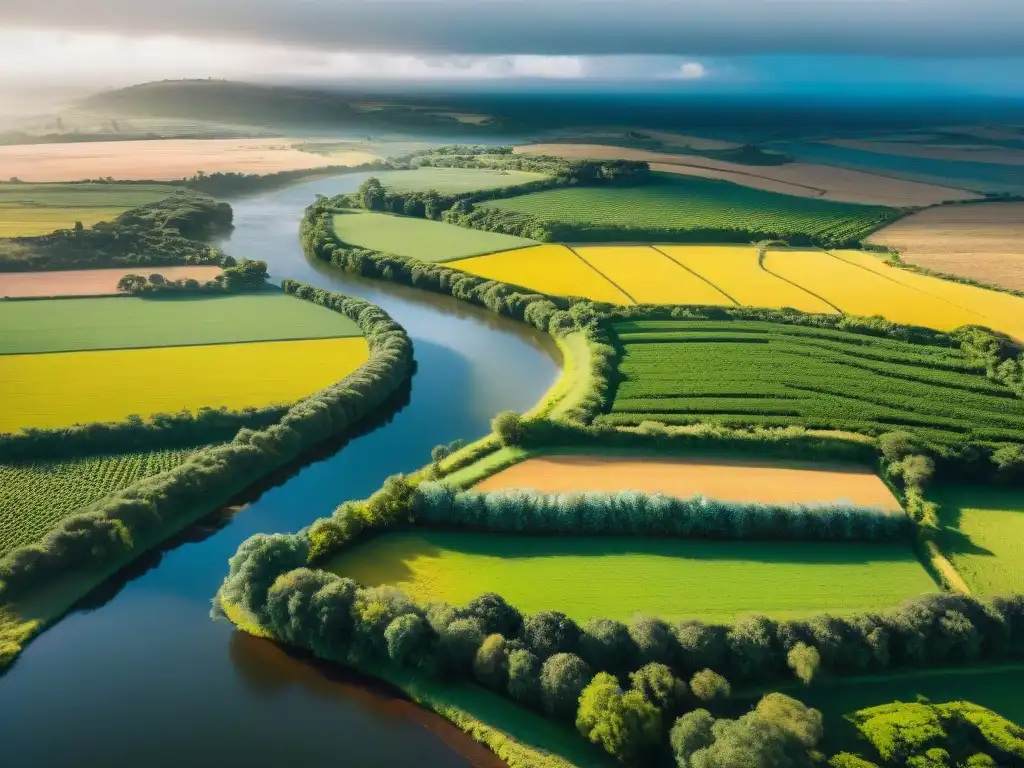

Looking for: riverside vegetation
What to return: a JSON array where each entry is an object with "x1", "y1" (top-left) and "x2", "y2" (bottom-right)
[{"x1": 211, "y1": 180, "x2": 1024, "y2": 767}]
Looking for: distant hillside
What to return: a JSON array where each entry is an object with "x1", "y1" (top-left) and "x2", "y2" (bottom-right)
[{"x1": 81, "y1": 80, "x2": 502, "y2": 135}]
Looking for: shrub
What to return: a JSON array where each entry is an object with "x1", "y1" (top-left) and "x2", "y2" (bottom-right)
[
  {"x1": 492, "y1": 410, "x2": 524, "y2": 446},
  {"x1": 539, "y1": 652, "x2": 593, "y2": 720}
]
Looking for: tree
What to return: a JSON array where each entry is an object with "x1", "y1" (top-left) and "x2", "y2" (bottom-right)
[
  {"x1": 523, "y1": 611, "x2": 580, "y2": 659},
  {"x1": 385, "y1": 613, "x2": 436, "y2": 668},
  {"x1": 540, "y1": 653, "x2": 593, "y2": 720},
  {"x1": 630, "y1": 662, "x2": 687, "y2": 712},
  {"x1": 892, "y1": 455, "x2": 935, "y2": 489},
  {"x1": 473, "y1": 634, "x2": 508, "y2": 689},
  {"x1": 671, "y1": 709, "x2": 716, "y2": 768},
  {"x1": 507, "y1": 648, "x2": 541, "y2": 705},
  {"x1": 992, "y1": 444, "x2": 1024, "y2": 484},
  {"x1": 629, "y1": 615, "x2": 678, "y2": 666},
  {"x1": 689, "y1": 669, "x2": 731, "y2": 705},
  {"x1": 579, "y1": 618, "x2": 638, "y2": 679},
  {"x1": 440, "y1": 617, "x2": 486, "y2": 674},
  {"x1": 787, "y1": 643, "x2": 821, "y2": 685},
  {"x1": 577, "y1": 672, "x2": 662, "y2": 764},
  {"x1": 492, "y1": 411, "x2": 524, "y2": 447},
  {"x1": 464, "y1": 592, "x2": 524, "y2": 637},
  {"x1": 878, "y1": 431, "x2": 921, "y2": 462},
  {"x1": 357, "y1": 177, "x2": 386, "y2": 210}
]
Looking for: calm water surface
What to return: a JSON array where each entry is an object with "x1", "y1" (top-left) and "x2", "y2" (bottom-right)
[{"x1": 0, "y1": 176, "x2": 559, "y2": 767}]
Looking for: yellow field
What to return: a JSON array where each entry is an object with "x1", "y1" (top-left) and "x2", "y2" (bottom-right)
[
  {"x1": 831, "y1": 250, "x2": 1024, "y2": 341},
  {"x1": 573, "y1": 245, "x2": 731, "y2": 305},
  {"x1": 0, "y1": 337, "x2": 369, "y2": 432},
  {"x1": 661, "y1": 245, "x2": 836, "y2": 313},
  {"x1": 763, "y1": 250, "x2": 985, "y2": 331},
  {"x1": 0, "y1": 206, "x2": 128, "y2": 237},
  {"x1": 450, "y1": 244, "x2": 631, "y2": 304}
]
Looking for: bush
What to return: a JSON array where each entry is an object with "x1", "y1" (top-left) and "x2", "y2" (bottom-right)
[
  {"x1": 492, "y1": 411, "x2": 524, "y2": 446},
  {"x1": 539, "y1": 652, "x2": 593, "y2": 720}
]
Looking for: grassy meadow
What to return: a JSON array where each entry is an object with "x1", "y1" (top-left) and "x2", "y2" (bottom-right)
[
  {"x1": 332, "y1": 209, "x2": 537, "y2": 262},
  {"x1": 327, "y1": 531, "x2": 936, "y2": 623},
  {"x1": 600, "y1": 320, "x2": 1024, "y2": 444},
  {"x1": 479, "y1": 172, "x2": 899, "y2": 243},
  {"x1": 934, "y1": 486, "x2": 1024, "y2": 595},
  {"x1": 0, "y1": 182, "x2": 176, "y2": 236},
  {"x1": 0, "y1": 336, "x2": 369, "y2": 432},
  {"x1": 0, "y1": 447, "x2": 199, "y2": 556},
  {"x1": 369, "y1": 167, "x2": 547, "y2": 193},
  {"x1": 0, "y1": 293, "x2": 362, "y2": 355}
]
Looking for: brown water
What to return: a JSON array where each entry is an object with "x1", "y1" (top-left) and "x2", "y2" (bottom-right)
[{"x1": 0, "y1": 175, "x2": 559, "y2": 767}]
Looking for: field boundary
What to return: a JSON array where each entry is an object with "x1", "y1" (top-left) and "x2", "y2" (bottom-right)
[
  {"x1": 0, "y1": 333, "x2": 364, "y2": 358},
  {"x1": 650, "y1": 245, "x2": 739, "y2": 305},
  {"x1": 758, "y1": 248, "x2": 844, "y2": 313},
  {"x1": 565, "y1": 245, "x2": 638, "y2": 304}
]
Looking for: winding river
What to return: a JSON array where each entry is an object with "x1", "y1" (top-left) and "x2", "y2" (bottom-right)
[{"x1": 0, "y1": 176, "x2": 559, "y2": 767}]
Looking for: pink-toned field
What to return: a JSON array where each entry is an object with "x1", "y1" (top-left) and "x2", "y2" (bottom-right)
[
  {"x1": 0, "y1": 266, "x2": 223, "y2": 298},
  {"x1": 474, "y1": 454, "x2": 903, "y2": 511},
  {"x1": 516, "y1": 143, "x2": 980, "y2": 206},
  {"x1": 0, "y1": 139, "x2": 380, "y2": 182}
]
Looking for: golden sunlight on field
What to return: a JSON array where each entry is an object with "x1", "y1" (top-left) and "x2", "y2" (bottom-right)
[
  {"x1": 0, "y1": 266, "x2": 224, "y2": 298},
  {"x1": 0, "y1": 139, "x2": 381, "y2": 182}
]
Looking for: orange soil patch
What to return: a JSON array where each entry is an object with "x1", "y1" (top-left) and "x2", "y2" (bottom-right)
[
  {"x1": 474, "y1": 455, "x2": 903, "y2": 511},
  {"x1": 0, "y1": 266, "x2": 223, "y2": 298},
  {"x1": 516, "y1": 143, "x2": 980, "y2": 206},
  {"x1": 0, "y1": 139, "x2": 381, "y2": 182},
  {"x1": 865, "y1": 202, "x2": 1024, "y2": 292},
  {"x1": 827, "y1": 139, "x2": 1024, "y2": 166}
]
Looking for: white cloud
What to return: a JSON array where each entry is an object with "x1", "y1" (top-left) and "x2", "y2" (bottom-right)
[{"x1": 678, "y1": 62, "x2": 707, "y2": 80}]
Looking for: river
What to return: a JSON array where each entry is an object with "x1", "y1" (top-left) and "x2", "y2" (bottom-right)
[{"x1": 0, "y1": 176, "x2": 560, "y2": 767}]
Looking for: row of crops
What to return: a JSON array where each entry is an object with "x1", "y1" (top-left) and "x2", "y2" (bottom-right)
[
  {"x1": 601, "y1": 321, "x2": 1024, "y2": 443},
  {"x1": 479, "y1": 173, "x2": 900, "y2": 243},
  {"x1": 0, "y1": 447, "x2": 200, "y2": 557}
]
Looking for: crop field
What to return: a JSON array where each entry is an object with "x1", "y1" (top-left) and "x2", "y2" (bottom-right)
[
  {"x1": 0, "y1": 182, "x2": 176, "y2": 236},
  {"x1": 327, "y1": 531, "x2": 936, "y2": 622},
  {"x1": 367, "y1": 167, "x2": 547, "y2": 193},
  {"x1": 0, "y1": 447, "x2": 199, "y2": 557},
  {"x1": 0, "y1": 266, "x2": 224, "y2": 298},
  {"x1": 827, "y1": 138, "x2": 1024, "y2": 166},
  {"x1": 599, "y1": 320, "x2": 1024, "y2": 443},
  {"x1": 474, "y1": 454, "x2": 903, "y2": 510},
  {"x1": 331, "y1": 210, "x2": 536, "y2": 262},
  {"x1": 865, "y1": 202, "x2": 1024, "y2": 292},
  {"x1": 934, "y1": 486, "x2": 1024, "y2": 595},
  {"x1": 829, "y1": 249, "x2": 1024, "y2": 340},
  {"x1": 0, "y1": 293, "x2": 362, "y2": 355},
  {"x1": 572, "y1": 245, "x2": 731, "y2": 305},
  {"x1": 479, "y1": 173, "x2": 899, "y2": 243},
  {"x1": 449, "y1": 244, "x2": 631, "y2": 304},
  {"x1": 659, "y1": 245, "x2": 836, "y2": 313},
  {"x1": 0, "y1": 337, "x2": 369, "y2": 432}
]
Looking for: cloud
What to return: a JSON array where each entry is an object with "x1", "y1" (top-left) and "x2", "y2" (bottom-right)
[
  {"x1": 677, "y1": 62, "x2": 707, "y2": 80},
  {"x1": 1, "y1": 0, "x2": 1022, "y2": 58}
]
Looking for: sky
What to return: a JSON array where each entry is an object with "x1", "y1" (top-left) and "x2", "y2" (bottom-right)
[{"x1": 1, "y1": 0, "x2": 1022, "y2": 94}]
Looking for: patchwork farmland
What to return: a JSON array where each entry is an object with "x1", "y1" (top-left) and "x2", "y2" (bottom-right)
[
  {"x1": 0, "y1": 182, "x2": 177, "y2": 236},
  {"x1": 0, "y1": 265, "x2": 224, "y2": 298}
]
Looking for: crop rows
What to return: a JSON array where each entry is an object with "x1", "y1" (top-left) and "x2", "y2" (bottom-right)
[
  {"x1": 0, "y1": 447, "x2": 199, "y2": 557},
  {"x1": 604, "y1": 321, "x2": 1024, "y2": 443},
  {"x1": 480, "y1": 174, "x2": 898, "y2": 243}
]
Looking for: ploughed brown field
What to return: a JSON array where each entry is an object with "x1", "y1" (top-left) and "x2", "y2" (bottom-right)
[
  {"x1": 474, "y1": 455, "x2": 903, "y2": 511},
  {"x1": 866, "y1": 202, "x2": 1024, "y2": 292},
  {"x1": 827, "y1": 138, "x2": 1024, "y2": 166},
  {"x1": 0, "y1": 266, "x2": 224, "y2": 298},
  {"x1": 0, "y1": 139, "x2": 381, "y2": 182},
  {"x1": 515, "y1": 143, "x2": 980, "y2": 206}
]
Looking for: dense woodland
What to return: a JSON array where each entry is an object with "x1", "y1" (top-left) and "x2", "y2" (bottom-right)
[
  {"x1": 116, "y1": 258, "x2": 269, "y2": 295},
  {"x1": 0, "y1": 191, "x2": 232, "y2": 272}
]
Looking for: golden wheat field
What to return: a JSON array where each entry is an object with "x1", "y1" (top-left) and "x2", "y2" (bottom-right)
[
  {"x1": 0, "y1": 337, "x2": 369, "y2": 432},
  {"x1": 450, "y1": 244, "x2": 631, "y2": 304},
  {"x1": 572, "y1": 245, "x2": 731, "y2": 305},
  {"x1": 831, "y1": 249, "x2": 1024, "y2": 340},
  {"x1": 660, "y1": 245, "x2": 836, "y2": 313}
]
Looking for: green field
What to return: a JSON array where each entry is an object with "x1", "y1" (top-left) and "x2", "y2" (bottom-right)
[
  {"x1": 934, "y1": 486, "x2": 1024, "y2": 595},
  {"x1": 0, "y1": 447, "x2": 199, "y2": 556},
  {"x1": 0, "y1": 292, "x2": 362, "y2": 354},
  {"x1": 0, "y1": 182, "x2": 176, "y2": 236},
  {"x1": 598, "y1": 320, "x2": 1024, "y2": 444},
  {"x1": 368, "y1": 167, "x2": 547, "y2": 193},
  {"x1": 331, "y1": 210, "x2": 536, "y2": 262},
  {"x1": 479, "y1": 172, "x2": 899, "y2": 243},
  {"x1": 327, "y1": 531, "x2": 936, "y2": 623}
]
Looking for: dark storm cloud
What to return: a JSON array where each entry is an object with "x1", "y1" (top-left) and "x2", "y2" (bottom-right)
[{"x1": 3, "y1": 0, "x2": 1023, "y2": 56}]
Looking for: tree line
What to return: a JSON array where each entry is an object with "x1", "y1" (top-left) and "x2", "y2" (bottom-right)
[
  {"x1": 0, "y1": 283, "x2": 414, "y2": 611},
  {"x1": 116, "y1": 258, "x2": 269, "y2": 296}
]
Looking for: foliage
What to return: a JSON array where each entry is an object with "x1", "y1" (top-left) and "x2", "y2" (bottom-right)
[
  {"x1": 689, "y1": 669, "x2": 732, "y2": 705},
  {"x1": 116, "y1": 259, "x2": 268, "y2": 295},
  {"x1": 539, "y1": 652, "x2": 593, "y2": 720},
  {"x1": 787, "y1": 642, "x2": 822, "y2": 685},
  {"x1": 576, "y1": 672, "x2": 663, "y2": 764}
]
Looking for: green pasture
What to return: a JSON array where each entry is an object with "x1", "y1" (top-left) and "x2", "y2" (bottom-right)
[
  {"x1": 600, "y1": 320, "x2": 1024, "y2": 445},
  {"x1": 934, "y1": 486, "x2": 1024, "y2": 595},
  {"x1": 331, "y1": 209, "x2": 536, "y2": 262},
  {"x1": 0, "y1": 447, "x2": 198, "y2": 557},
  {"x1": 327, "y1": 531, "x2": 937, "y2": 623},
  {"x1": 479, "y1": 172, "x2": 898, "y2": 242},
  {"x1": 0, "y1": 292, "x2": 362, "y2": 354},
  {"x1": 370, "y1": 167, "x2": 547, "y2": 193}
]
